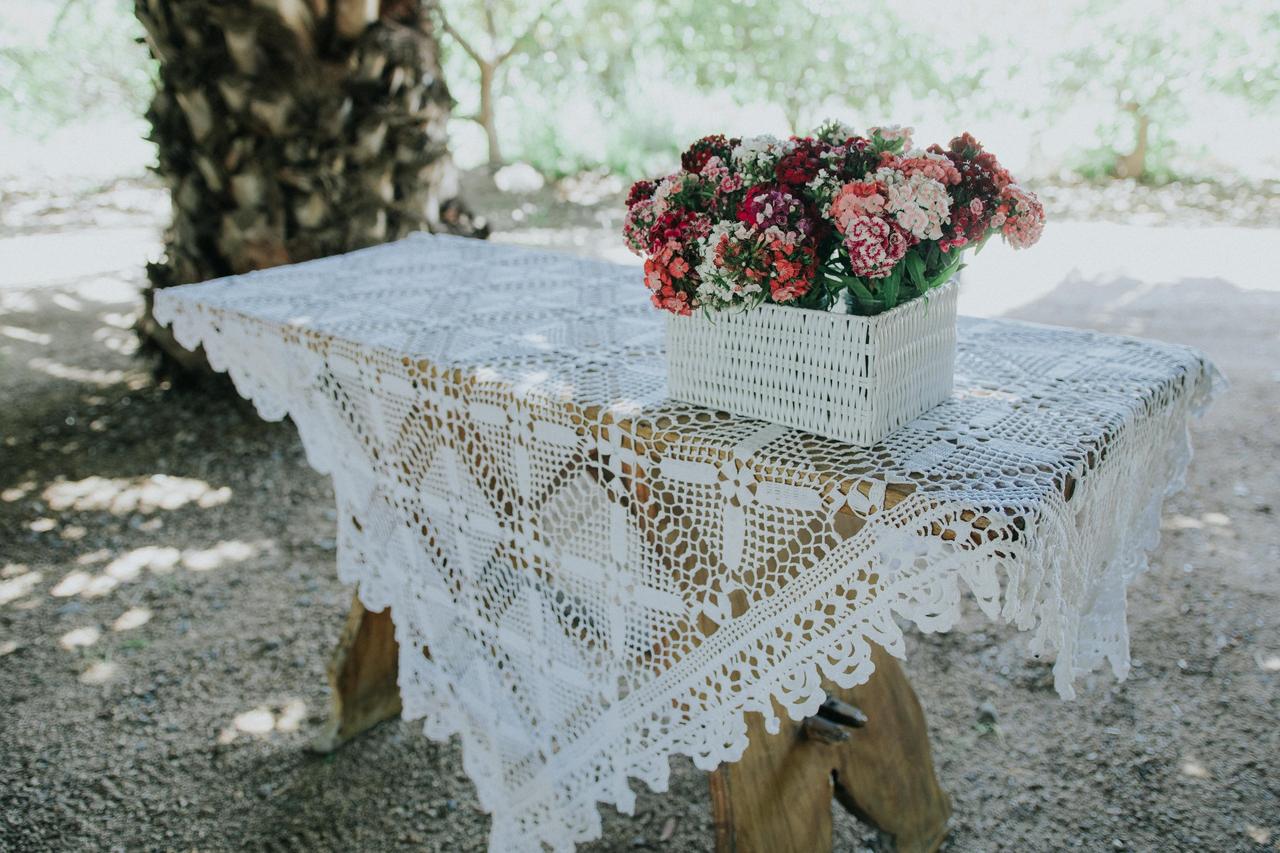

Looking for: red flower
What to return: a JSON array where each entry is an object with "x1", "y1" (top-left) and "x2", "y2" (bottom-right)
[
  {"x1": 681, "y1": 134, "x2": 736, "y2": 173},
  {"x1": 774, "y1": 137, "x2": 828, "y2": 187},
  {"x1": 939, "y1": 198, "x2": 991, "y2": 252},
  {"x1": 647, "y1": 208, "x2": 711, "y2": 254},
  {"x1": 839, "y1": 215, "x2": 908, "y2": 279},
  {"x1": 767, "y1": 240, "x2": 816, "y2": 302},
  {"x1": 736, "y1": 184, "x2": 806, "y2": 231},
  {"x1": 626, "y1": 179, "x2": 656, "y2": 207},
  {"x1": 644, "y1": 245, "x2": 697, "y2": 315},
  {"x1": 932, "y1": 133, "x2": 1011, "y2": 200}
]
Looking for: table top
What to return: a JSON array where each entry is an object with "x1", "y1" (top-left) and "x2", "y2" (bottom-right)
[{"x1": 156, "y1": 233, "x2": 1221, "y2": 852}]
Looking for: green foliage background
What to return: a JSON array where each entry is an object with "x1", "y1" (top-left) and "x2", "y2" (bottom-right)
[
  {"x1": 437, "y1": 0, "x2": 1280, "y2": 182},
  {"x1": 3, "y1": 0, "x2": 1277, "y2": 184},
  {"x1": 1, "y1": 0, "x2": 155, "y2": 133}
]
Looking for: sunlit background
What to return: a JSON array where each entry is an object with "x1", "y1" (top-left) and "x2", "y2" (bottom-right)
[
  {"x1": 4, "y1": 0, "x2": 1279, "y2": 317},
  {"x1": 3, "y1": 0, "x2": 1279, "y2": 185}
]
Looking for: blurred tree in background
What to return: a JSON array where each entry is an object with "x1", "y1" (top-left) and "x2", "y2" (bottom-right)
[
  {"x1": 432, "y1": 0, "x2": 1279, "y2": 182},
  {"x1": 1052, "y1": 0, "x2": 1280, "y2": 181},
  {"x1": 435, "y1": 0, "x2": 645, "y2": 174},
  {"x1": 433, "y1": 0, "x2": 555, "y2": 168},
  {"x1": 0, "y1": 0, "x2": 151, "y2": 132},
  {"x1": 2, "y1": 0, "x2": 1278, "y2": 193},
  {"x1": 650, "y1": 0, "x2": 942, "y2": 135},
  {"x1": 132, "y1": 0, "x2": 485, "y2": 374}
]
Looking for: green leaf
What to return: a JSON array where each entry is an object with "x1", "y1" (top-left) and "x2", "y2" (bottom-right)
[
  {"x1": 905, "y1": 252, "x2": 925, "y2": 287},
  {"x1": 881, "y1": 266, "x2": 903, "y2": 309},
  {"x1": 927, "y1": 255, "x2": 965, "y2": 289},
  {"x1": 845, "y1": 276, "x2": 877, "y2": 304},
  {"x1": 926, "y1": 242, "x2": 940, "y2": 267}
]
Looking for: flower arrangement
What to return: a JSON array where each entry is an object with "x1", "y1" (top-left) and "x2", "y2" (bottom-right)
[{"x1": 624, "y1": 123, "x2": 1045, "y2": 316}]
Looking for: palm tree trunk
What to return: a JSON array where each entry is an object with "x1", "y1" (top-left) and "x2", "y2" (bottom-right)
[{"x1": 135, "y1": 0, "x2": 487, "y2": 375}]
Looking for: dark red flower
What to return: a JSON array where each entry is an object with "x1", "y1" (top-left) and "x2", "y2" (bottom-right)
[
  {"x1": 736, "y1": 184, "x2": 806, "y2": 231},
  {"x1": 774, "y1": 137, "x2": 828, "y2": 187},
  {"x1": 626, "y1": 179, "x2": 656, "y2": 207},
  {"x1": 681, "y1": 134, "x2": 736, "y2": 173},
  {"x1": 940, "y1": 203, "x2": 987, "y2": 252},
  {"x1": 825, "y1": 137, "x2": 877, "y2": 184},
  {"x1": 647, "y1": 208, "x2": 711, "y2": 254},
  {"x1": 945, "y1": 132, "x2": 984, "y2": 160},
  {"x1": 931, "y1": 134, "x2": 1012, "y2": 201}
]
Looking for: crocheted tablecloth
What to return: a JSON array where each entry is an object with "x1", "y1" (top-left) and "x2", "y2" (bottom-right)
[{"x1": 155, "y1": 233, "x2": 1221, "y2": 852}]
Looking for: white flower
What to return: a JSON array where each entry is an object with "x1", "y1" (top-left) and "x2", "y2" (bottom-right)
[
  {"x1": 695, "y1": 221, "x2": 764, "y2": 309},
  {"x1": 649, "y1": 173, "x2": 684, "y2": 218},
  {"x1": 731, "y1": 135, "x2": 796, "y2": 184},
  {"x1": 806, "y1": 168, "x2": 846, "y2": 209}
]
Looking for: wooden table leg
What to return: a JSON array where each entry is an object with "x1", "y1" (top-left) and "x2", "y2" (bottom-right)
[
  {"x1": 709, "y1": 644, "x2": 951, "y2": 853},
  {"x1": 310, "y1": 594, "x2": 403, "y2": 753}
]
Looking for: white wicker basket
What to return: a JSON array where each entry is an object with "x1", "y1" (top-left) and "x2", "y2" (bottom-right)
[{"x1": 665, "y1": 279, "x2": 958, "y2": 446}]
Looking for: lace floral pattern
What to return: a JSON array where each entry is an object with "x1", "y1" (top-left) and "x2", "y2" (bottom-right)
[{"x1": 155, "y1": 234, "x2": 1222, "y2": 852}]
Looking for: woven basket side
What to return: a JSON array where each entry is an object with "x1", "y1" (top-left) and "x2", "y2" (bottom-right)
[{"x1": 666, "y1": 280, "x2": 958, "y2": 445}]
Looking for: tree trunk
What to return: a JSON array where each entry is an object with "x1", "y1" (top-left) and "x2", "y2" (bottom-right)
[
  {"x1": 781, "y1": 98, "x2": 803, "y2": 138},
  {"x1": 478, "y1": 60, "x2": 502, "y2": 168},
  {"x1": 135, "y1": 0, "x2": 488, "y2": 377},
  {"x1": 1116, "y1": 102, "x2": 1150, "y2": 181}
]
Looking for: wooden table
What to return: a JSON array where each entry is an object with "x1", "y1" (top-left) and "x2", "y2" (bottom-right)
[
  {"x1": 154, "y1": 235, "x2": 1217, "y2": 853},
  {"x1": 317, "y1": 600, "x2": 948, "y2": 853},
  {"x1": 313, "y1": 409, "x2": 954, "y2": 852}
]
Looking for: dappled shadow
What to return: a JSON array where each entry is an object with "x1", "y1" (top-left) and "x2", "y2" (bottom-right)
[
  {"x1": 1, "y1": 334, "x2": 290, "y2": 613},
  {"x1": 3, "y1": 233, "x2": 1278, "y2": 850}
]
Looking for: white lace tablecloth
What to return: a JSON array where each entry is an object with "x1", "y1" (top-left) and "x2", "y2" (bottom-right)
[{"x1": 155, "y1": 233, "x2": 1221, "y2": 852}]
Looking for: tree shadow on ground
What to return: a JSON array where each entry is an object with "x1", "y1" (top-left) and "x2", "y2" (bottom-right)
[{"x1": 3, "y1": 268, "x2": 1277, "y2": 852}]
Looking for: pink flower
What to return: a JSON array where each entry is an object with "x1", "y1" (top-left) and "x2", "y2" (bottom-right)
[
  {"x1": 868, "y1": 125, "x2": 914, "y2": 149},
  {"x1": 648, "y1": 174, "x2": 684, "y2": 219},
  {"x1": 896, "y1": 152, "x2": 962, "y2": 186},
  {"x1": 701, "y1": 156, "x2": 744, "y2": 194},
  {"x1": 996, "y1": 184, "x2": 1045, "y2": 250},
  {"x1": 837, "y1": 214, "x2": 907, "y2": 279},
  {"x1": 876, "y1": 168, "x2": 951, "y2": 243},
  {"x1": 830, "y1": 181, "x2": 887, "y2": 222},
  {"x1": 652, "y1": 290, "x2": 694, "y2": 315},
  {"x1": 644, "y1": 243, "x2": 698, "y2": 315},
  {"x1": 643, "y1": 263, "x2": 666, "y2": 292},
  {"x1": 622, "y1": 198, "x2": 656, "y2": 256}
]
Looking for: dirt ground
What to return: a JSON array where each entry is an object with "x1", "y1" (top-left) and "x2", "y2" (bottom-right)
[{"x1": 1, "y1": 172, "x2": 1277, "y2": 852}]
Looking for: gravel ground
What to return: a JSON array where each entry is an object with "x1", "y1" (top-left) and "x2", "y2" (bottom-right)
[{"x1": 1, "y1": 173, "x2": 1277, "y2": 852}]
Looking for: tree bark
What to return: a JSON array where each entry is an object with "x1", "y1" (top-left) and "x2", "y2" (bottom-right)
[
  {"x1": 478, "y1": 60, "x2": 502, "y2": 168},
  {"x1": 135, "y1": 0, "x2": 488, "y2": 377},
  {"x1": 1116, "y1": 101, "x2": 1150, "y2": 181},
  {"x1": 782, "y1": 100, "x2": 803, "y2": 138}
]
